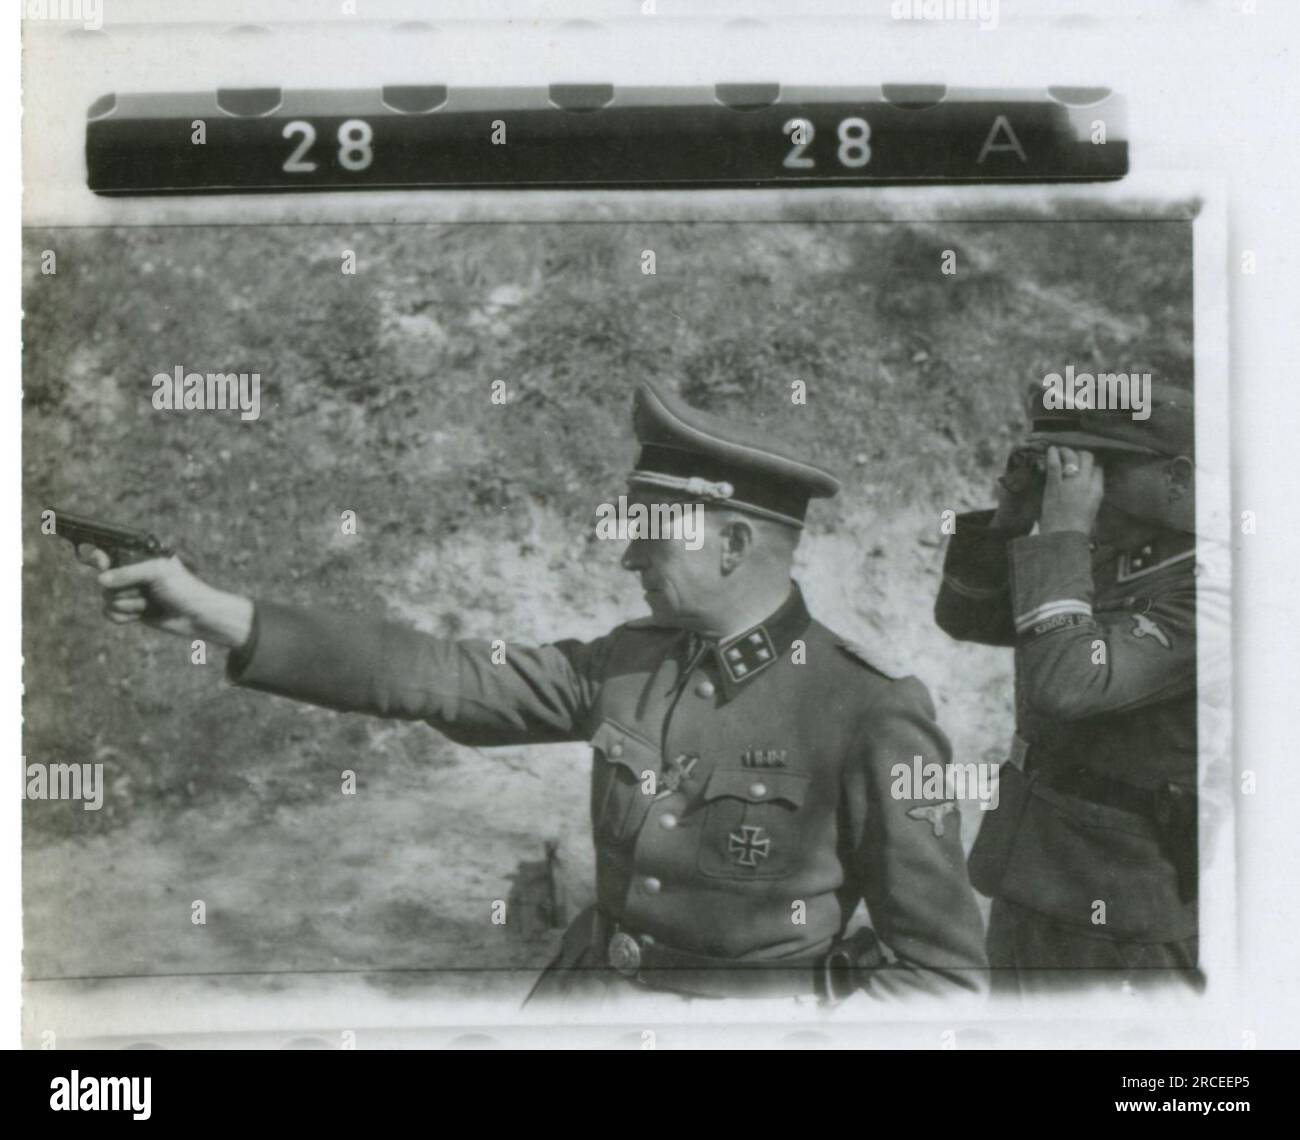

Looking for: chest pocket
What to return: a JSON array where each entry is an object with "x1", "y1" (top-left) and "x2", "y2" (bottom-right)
[
  {"x1": 696, "y1": 767, "x2": 810, "y2": 881},
  {"x1": 589, "y1": 719, "x2": 660, "y2": 847}
]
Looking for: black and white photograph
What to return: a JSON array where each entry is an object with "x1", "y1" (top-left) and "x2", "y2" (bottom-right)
[
  {"x1": 21, "y1": 198, "x2": 1232, "y2": 1031},
  {"x1": 7, "y1": 0, "x2": 1300, "y2": 1107}
]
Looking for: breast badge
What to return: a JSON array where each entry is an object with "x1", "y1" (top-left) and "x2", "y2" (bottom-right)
[{"x1": 728, "y1": 825, "x2": 772, "y2": 867}]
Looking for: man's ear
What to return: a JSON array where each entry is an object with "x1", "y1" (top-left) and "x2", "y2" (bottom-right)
[
  {"x1": 1167, "y1": 456, "x2": 1194, "y2": 502},
  {"x1": 718, "y1": 518, "x2": 755, "y2": 575}
]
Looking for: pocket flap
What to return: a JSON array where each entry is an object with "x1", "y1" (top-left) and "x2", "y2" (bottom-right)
[
  {"x1": 589, "y1": 719, "x2": 660, "y2": 776},
  {"x1": 702, "y1": 767, "x2": 808, "y2": 808}
]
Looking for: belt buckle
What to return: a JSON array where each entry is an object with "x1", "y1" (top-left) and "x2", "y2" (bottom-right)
[
  {"x1": 820, "y1": 945, "x2": 856, "y2": 1004},
  {"x1": 607, "y1": 932, "x2": 642, "y2": 978}
]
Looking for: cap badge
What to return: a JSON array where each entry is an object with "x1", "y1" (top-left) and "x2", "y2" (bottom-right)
[
  {"x1": 630, "y1": 472, "x2": 735, "y2": 502},
  {"x1": 683, "y1": 476, "x2": 733, "y2": 501}
]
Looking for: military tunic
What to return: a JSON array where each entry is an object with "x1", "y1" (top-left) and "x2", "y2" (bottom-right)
[
  {"x1": 936, "y1": 509, "x2": 1222, "y2": 972},
  {"x1": 228, "y1": 583, "x2": 988, "y2": 1000}
]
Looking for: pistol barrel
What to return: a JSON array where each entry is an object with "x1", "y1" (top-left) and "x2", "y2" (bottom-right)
[{"x1": 47, "y1": 508, "x2": 168, "y2": 565}]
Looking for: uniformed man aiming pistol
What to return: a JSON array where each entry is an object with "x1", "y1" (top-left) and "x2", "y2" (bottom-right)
[
  {"x1": 935, "y1": 379, "x2": 1208, "y2": 995},
  {"x1": 79, "y1": 382, "x2": 988, "y2": 1005}
]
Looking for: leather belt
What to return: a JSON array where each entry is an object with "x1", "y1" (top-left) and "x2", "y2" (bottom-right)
[
  {"x1": 1041, "y1": 766, "x2": 1199, "y2": 904},
  {"x1": 598, "y1": 916, "x2": 870, "y2": 1001},
  {"x1": 1043, "y1": 765, "x2": 1164, "y2": 818}
]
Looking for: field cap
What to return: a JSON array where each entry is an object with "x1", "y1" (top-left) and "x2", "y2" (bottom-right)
[
  {"x1": 1025, "y1": 375, "x2": 1194, "y2": 457},
  {"x1": 627, "y1": 382, "x2": 841, "y2": 528}
]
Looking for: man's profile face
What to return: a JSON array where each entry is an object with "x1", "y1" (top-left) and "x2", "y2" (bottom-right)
[
  {"x1": 619, "y1": 491, "x2": 722, "y2": 627},
  {"x1": 1094, "y1": 452, "x2": 1183, "y2": 542}
]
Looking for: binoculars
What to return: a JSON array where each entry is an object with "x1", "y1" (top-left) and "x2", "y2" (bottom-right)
[{"x1": 997, "y1": 447, "x2": 1047, "y2": 495}]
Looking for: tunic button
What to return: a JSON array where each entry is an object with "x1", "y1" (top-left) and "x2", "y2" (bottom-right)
[
  {"x1": 749, "y1": 782, "x2": 767, "y2": 798},
  {"x1": 609, "y1": 743, "x2": 624, "y2": 758},
  {"x1": 695, "y1": 680, "x2": 715, "y2": 698},
  {"x1": 642, "y1": 876, "x2": 662, "y2": 894},
  {"x1": 659, "y1": 813, "x2": 678, "y2": 830}
]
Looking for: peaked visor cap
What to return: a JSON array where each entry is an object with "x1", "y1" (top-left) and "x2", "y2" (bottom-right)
[
  {"x1": 627, "y1": 382, "x2": 841, "y2": 528},
  {"x1": 1025, "y1": 375, "x2": 1194, "y2": 458}
]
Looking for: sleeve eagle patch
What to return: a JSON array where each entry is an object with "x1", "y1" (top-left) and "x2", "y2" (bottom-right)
[
  {"x1": 907, "y1": 801, "x2": 959, "y2": 838},
  {"x1": 1129, "y1": 613, "x2": 1172, "y2": 649}
]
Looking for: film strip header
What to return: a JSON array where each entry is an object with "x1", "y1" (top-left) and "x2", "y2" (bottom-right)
[{"x1": 85, "y1": 84, "x2": 1126, "y2": 195}]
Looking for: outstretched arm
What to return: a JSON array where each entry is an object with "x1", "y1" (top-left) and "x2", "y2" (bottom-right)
[{"x1": 86, "y1": 549, "x2": 606, "y2": 746}]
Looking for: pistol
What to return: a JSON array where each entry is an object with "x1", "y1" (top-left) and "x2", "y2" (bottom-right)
[{"x1": 45, "y1": 508, "x2": 172, "y2": 568}]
